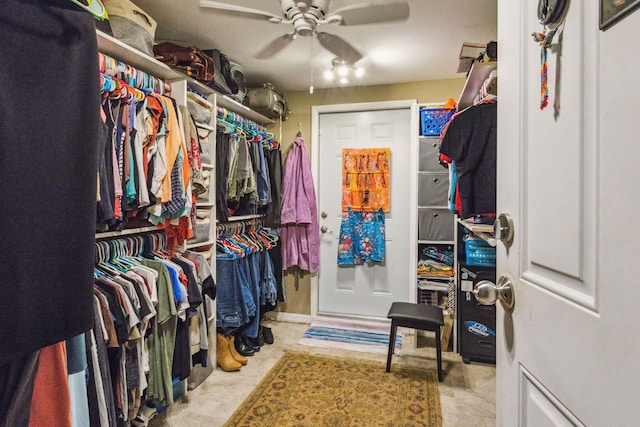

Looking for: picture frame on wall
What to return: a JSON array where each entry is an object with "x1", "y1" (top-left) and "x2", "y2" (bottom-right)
[{"x1": 600, "y1": 0, "x2": 640, "y2": 29}]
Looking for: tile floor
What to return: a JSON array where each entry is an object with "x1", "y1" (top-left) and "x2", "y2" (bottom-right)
[{"x1": 149, "y1": 320, "x2": 496, "y2": 427}]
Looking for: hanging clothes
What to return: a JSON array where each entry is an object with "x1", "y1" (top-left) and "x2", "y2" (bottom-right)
[
  {"x1": 280, "y1": 136, "x2": 320, "y2": 273},
  {"x1": 85, "y1": 233, "x2": 215, "y2": 423},
  {"x1": 29, "y1": 342, "x2": 72, "y2": 427},
  {"x1": 0, "y1": 0, "x2": 99, "y2": 367},
  {"x1": 439, "y1": 102, "x2": 497, "y2": 219},
  {"x1": 215, "y1": 224, "x2": 279, "y2": 337},
  {"x1": 263, "y1": 146, "x2": 283, "y2": 228},
  {"x1": 337, "y1": 208, "x2": 386, "y2": 265}
]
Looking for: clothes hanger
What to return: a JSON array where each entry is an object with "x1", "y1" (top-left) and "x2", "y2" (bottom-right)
[{"x1": 95, "y1": 241, "x2": 123, "y2": 276}]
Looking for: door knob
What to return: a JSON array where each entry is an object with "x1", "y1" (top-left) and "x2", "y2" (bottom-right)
[
  {"x1": 493, "y1": 212, "x2": 514, "y2": 248},
  {"x1": 473, "y1": 275, "x2": 515, "y2": 312},
  {"x1": 320, "y1": 226, "x2": 328, "y2": 233},
  {"x1": 321, "y1": 211, "x2": 328, "y2": 219}
]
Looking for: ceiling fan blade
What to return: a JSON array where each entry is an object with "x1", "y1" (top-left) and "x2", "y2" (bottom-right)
[
  {"x1": 329, "y1": 0, "x2": 409, "y2": 26},
  {"x1": 255, "y1": 33, "x2": 296, "y2": 59},
  {"x1": 198, "y1": 1, "x2": 284, "y2": 23},
  {"x1": 316, "y1": 32, "x2": 363, "y2": 64}
]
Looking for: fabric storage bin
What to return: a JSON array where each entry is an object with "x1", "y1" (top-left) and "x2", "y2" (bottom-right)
[
  {"x1": 197, "y1": 169, "x2": 211, "y2": 202},
  {"x1": 418, "y1": 172, "x2": 449, "y2": 206},
  {"x1": 419, "y1": 137, "x2": 443, "y2": 172},
  {"x1": 187, "y1": 98, "x2": 212, "y2": 124},
  {"x1": 97, "y1": 0, "x2": 157, "y2": 56},
  {"x1": 463, "y1": 235, "x2": 496, "y2": 267},
  {"x1": 418, "y1": 208, "x2": 455, "y2": 241},
  {"x1": 198, "y1": 130, "x2": 212, "y2": 164},
  {"x1": 189, "y1": 221, "x2": 210, "y2": 243}
]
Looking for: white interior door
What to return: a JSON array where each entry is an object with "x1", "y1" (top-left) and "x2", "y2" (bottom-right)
[
  {"x1": 312, "y1": 101, "x2": 417, "y2": 319},
  {"x1": 497, "y1": 1, "x2": 640, "y2": 426}
]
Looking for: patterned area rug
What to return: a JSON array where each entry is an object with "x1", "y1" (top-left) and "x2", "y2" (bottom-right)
[
  {"x1": 298, "y1": 326, "x2": 403, "y2": 355},
  {"x1": 224, "y1": 351, "x2": 442, "y2": 427}
]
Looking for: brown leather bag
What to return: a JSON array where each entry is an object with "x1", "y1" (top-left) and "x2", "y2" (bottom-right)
[{"x1": 153, "y1": 42, "x2": 215, "y2": 84}]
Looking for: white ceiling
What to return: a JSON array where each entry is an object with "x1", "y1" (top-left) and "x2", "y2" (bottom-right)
[{"x1": 133, "y1": 0, "x2": 497, "y2": 92}]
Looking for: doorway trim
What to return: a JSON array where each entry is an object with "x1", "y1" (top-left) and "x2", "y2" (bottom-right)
[{"x1": 310, "y1": 100, "x2": 419, "y2": 327}]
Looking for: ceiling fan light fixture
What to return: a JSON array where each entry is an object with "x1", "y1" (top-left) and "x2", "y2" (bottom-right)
[{"x1": 326, "y1": 57, "x2": 364, "y2": 86}]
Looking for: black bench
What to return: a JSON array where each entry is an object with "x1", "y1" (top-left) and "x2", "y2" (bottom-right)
[{"x1": 386, "y1": 302, "x2": 444, "y2": 382}]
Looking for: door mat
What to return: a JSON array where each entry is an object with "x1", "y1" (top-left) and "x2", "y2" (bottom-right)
[
  {"x1": 224, "y1": 351, "x2": 442, "y2": 427},
  {"x1": 298, "y1": 325, "x2": 402, "y2": 355}
]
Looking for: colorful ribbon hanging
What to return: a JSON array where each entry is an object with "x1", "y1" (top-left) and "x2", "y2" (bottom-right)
[
  {"x1": 531, "y1": 21, "x2": 564, "y2": 111},
  {"x1": 531, "y1": 32, "x2": 550, "y2": 110}
]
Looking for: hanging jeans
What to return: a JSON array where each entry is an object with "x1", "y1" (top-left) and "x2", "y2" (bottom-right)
[
  {"x1": 240, "y1": 252, "x2": 260, "y2": 339},
  {"x1": 216, "y1": 254, "x2": 254, "y2": 329}
]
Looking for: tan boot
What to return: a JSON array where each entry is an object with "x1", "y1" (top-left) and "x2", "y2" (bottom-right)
[
  {"x1": 216, "y1": 333, "x2": 242, "y2": 372},
  {"x1": 228, "y1": 335, "x2": 248, "y2": 365}
]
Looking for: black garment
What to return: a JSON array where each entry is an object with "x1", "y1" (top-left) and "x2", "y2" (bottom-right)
[
  {"x1": 264, "y1": 147, "x2": 283, "y2": 228},
  {"x1": 269, "y1": 241, "x2": 285, "y2": 304},
  {"x1": 171, "y1": 319, "x2": 191, "y2": 381},
  {"x1": 202, "y1": 273, "x2": 216, "y2": 301},
  {"x1": 87, "y1": 300, "x2": 117, "y2": 427},
  {"x1": 172, "y1": 257, "x2": 203, "y2": 313},
  {"x1": 0, "y1": 350, "x2": 40, "y2": 427},
  {"x1": 439, "y1": 102, "x2": 497, "y2": 219},
  {"x1": 95, "y1": 281, "x2": 129, "y2": 346},
  {"x1": 0, "y1": 0, "x2": 100, "y2": 364},
  {"x1": 216, "y1": 131, "x2": 231, "y2": 222},
  {"x1": 97, "y1": 117, "x2": 115, "y2": 226}
]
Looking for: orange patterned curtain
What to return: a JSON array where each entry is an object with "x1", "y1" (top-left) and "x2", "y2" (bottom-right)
[{"x1": 341, "y1": 148, "x2": 390, "y2": 212}]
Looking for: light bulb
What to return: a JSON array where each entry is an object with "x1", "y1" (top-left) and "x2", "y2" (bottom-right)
[
  {"x1": 337, "y1": 65, "x2": 349, "y2": 77},
  {"x1": 309, "y1": 85, "x2": 314, "y2": 94},
  {"x1": 339, "y1": 77, "x2": 348, "y2": 84},
  {"x1": 355, "y1": 67, "x2": 364, "y2": 78},
  {"x1": 324, "y1": 70, "x2": 334, "y2": 80}
]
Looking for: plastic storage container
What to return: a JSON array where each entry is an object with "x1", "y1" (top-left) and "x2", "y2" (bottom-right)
[
  {"x1": 463, "y1": 235, "x2": 496, "y2": 267},
  {"x1": 420, "y1": 108, "x2": 455, "y2": 136}
]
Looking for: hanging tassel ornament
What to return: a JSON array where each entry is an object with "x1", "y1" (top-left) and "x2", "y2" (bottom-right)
[
  {"x1": 531, "y1": 17, "x2": 565, "y2": 111},
  {"x1": 531, "y1": 31, "x2": 550, "y2": 110}
]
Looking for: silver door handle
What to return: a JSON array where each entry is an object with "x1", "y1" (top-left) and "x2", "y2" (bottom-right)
[
  {"x1": 493, "y1": 212, "x2": 514, "y2": 248},
  {"x1": 473, "y1": 275, "x2": 515, "y2": 312},
  {"x1": 320, "y1": 226, "x2": 328, "y2": 233}
]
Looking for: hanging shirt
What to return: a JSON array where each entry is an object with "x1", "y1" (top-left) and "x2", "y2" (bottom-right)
[
  {"x1": 439, "y1": 102, "x2": 497, "y2": 219},
  {"x1": 133, "y1": 98, "x2": 150, "y2": 208},
  {"x1": 0, "y1": 3, "x2": 99, "y2": 363}
]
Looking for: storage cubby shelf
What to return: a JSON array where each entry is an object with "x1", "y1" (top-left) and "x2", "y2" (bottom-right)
[{"x1": 457, "y1": 218, "x2": 497, "y2": 247}]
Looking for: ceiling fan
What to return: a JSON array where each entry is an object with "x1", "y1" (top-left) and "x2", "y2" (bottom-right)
[{"x1": 198, "y1": 0, "x2": 410, "y2": 64}]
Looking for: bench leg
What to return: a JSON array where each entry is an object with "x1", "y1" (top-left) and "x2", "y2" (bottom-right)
[
  {"x1": 435, "y1": 327, "x2": 443, "y2": 382},
  {"x1": 386, "y1": 323, "x2": 397, "y2": 372}
]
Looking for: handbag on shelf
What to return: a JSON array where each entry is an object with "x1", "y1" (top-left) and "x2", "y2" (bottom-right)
[
  {"x1": 228, "y1": 60, "x2": 247, "y2": 103},
  {"x1": 153, "y1": 42, "x2": 216, "y2": 84},
  {"x1": 202, "y1": 49, "x2": 238, "y2": 95},
  {"x1": 97, "y1": 0, "x2": 157, "y2": 56}
]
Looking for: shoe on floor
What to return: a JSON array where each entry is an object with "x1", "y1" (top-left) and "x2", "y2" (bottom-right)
[
  {"x1": 262, "y1": 326, "x2": 274, "y2": 345},
  {"x1": 233, "y1": 333, "x2": 255, "y2": 357}
]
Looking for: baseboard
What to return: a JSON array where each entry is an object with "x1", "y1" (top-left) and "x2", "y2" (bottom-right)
[{"x1": 265, "y1": 312, "x2": 311, "y2": 324}]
